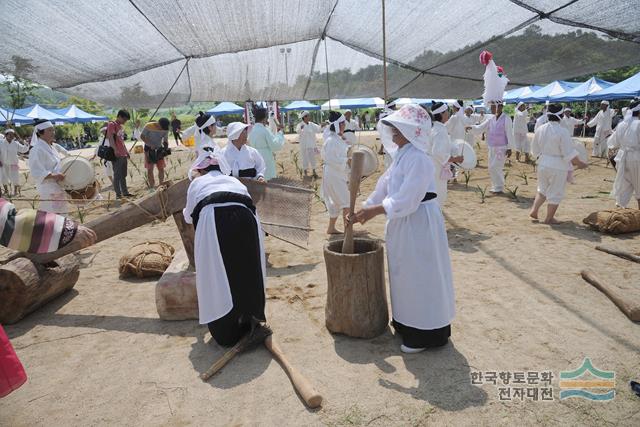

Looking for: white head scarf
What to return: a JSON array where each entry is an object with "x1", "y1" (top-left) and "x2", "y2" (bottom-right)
[
  {"x1": 378, "y1": 103, "x2": 432, "y2": 157},
  {"x1": 452, "y1": 100, "x2": 464, "y2": 118},
  {"x1": 301, "y1": 110, "x2": 310, "y2": 118},
  {"x1": 431, "y1": 102, "x2": 448, "y2": 115},
  {"x1": 31, "y1": 120, "x2": 53, "y2": 146},
  {"x1": 516, "y1": 102, "x2": 526, "y2": 110},
  {"x1": 323, "y1": 113, "x2": 346, "y2": 140},
  {"x1": 188, "y1": 150, "x2": 231, "y2": 180},
  {"x1": 624, "y1": 103, "x2": 640, "y2": 122},
  {"x1": 601, "y1": 100, "x2": 610, "y2": 106},
  {"x1": 226, "y1": 122, "x2": 249, "y2": 143}
]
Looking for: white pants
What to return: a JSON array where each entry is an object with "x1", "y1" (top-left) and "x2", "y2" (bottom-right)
[
  {"x1": 37, "y1": 181, "x2": 70, "y2": 213},
  {"x1": 300, "y1": 146, "x2": 316, "y2": 170},
  {"x1": 537, "y1": 166, "x2": 568, "y2": 204},
  {"x1": 514, "y1": 133, "x2": 529, "y2": 154},
  {"x1": 488, "y1": 146, "x2": 507, "y2": 192},
  {"x1": 1, "y1": 164, "x2": 20, "y2": 185},
  {"x1": 592, "y1": 133, "x2": 609, "y2": 157},
  {"x1": 614, "y1": 159, "x2": 640, "y2": 207},
  {"x1": 321, "y1": 167, "x2": 349, "y2": 218}
]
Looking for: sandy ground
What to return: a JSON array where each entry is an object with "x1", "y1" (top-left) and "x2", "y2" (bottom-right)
[{"x1": 1, "y1": 131, "x2": 639, "y2": 426}]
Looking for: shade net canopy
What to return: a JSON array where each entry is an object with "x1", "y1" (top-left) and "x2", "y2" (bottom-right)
[{"x1": 1, "y1": 0, "x2": 638, "y2": 108}]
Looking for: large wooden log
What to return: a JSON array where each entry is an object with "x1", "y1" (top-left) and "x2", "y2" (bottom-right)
[
  {"x1": 173, "y1": 212, "x2": 195, "y2": 268},
  {"x1": 0, "y1": 255, "x2": 80, "y2": 324},
  {"x1": 581, "y1": 269, "x2": 640, "y2": 321},
  {"x1": 595, "y1": 245, "x2": 640, "y2": 264},
  {"x1": 324, "y1": 238, "x2": 388, "y2": 338}
]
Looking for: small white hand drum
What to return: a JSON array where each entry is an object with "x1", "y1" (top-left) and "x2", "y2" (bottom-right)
[
  {"x1": 572, "y1": 139, "x2": 588, "y2": 163},
  {"x1": 453, "y1": 140, "x2": 477, "y2": 170},
  {"x1": 354, "y1": 145, "x2": 379, "y2": 177},
  {"x1": 60, "y1": 156, "x2": 95, "y2": 191}
]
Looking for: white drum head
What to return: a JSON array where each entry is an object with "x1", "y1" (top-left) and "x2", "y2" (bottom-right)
[
  {"x1": 60, "y1": 156, "x2": 95, "y2": 190},
  {"x1": 573, "y1": 139, "x2": 588, "y2": 163},
  {"x1": 453, "y1": 140, "x2": 477, "y2": 170},
  {"x1": 354, "y1": 145, "x2": 379, "y2": 177}
]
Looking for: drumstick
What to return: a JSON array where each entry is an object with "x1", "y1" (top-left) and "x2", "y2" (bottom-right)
[
  {"x1": 342, "y1": 151, "x2": 365, "y2": 254},
  {"x1": 264, "y1": 335, "x2": 323, "y2": 409}
]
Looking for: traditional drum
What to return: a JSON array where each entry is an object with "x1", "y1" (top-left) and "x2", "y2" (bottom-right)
[
  {"x1": 60, "y1": 156, "x2": 99, "y2": 200},
  {"x1": 573, "y1": 139, "x2": 589, "y2": 163},
  {"x1": 453, "y1": 140, "x2": 477, "y2": 170},
  {"x1": 353, "y1": 145, "x2": 379, "y2": 177}
]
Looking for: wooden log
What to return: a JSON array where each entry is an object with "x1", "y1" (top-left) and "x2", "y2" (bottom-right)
[
  {"x1": 595, "y1": 245, "x2": 640, "y2": 264},
  {"x1": 173, "y1": 212, "x2": 195, "y2": 268},
  {"x1": 581, "y1": 269, "x2": 640, "y2": 321},
  {"x1": 342, "y1": 151, "x2": 365, "y2": 254},
  {"x1": 0, "y1": 254, "x2": 80, "y2": 324},
  {"x1": 324, "y1": 238, "x2": 388, "y2": 338}
]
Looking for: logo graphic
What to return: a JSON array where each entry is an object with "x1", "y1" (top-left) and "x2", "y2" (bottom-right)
[{"x1": 559, "y1": 358, "x2": 615, "y2": 401}]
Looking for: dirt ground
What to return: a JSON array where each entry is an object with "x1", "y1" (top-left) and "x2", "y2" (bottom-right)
[{"x1": 1, "y1": 131, "x2": 639, "y2": 426}]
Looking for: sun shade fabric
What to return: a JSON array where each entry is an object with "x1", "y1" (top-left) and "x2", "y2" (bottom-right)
[{"x1": 0, "y1": 0, "x2": 638, "y2": 107}]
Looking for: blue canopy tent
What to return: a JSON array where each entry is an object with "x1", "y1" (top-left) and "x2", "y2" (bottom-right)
[
  {"x1": 15, "y1": 104, "x2": 72, "y2": 123},
  {"x1": 321, "y1": 97, "x2": 385, "y2": 110},
  {"x1": 0, "y1": 107, "x2": 36, "y2": 125},
  {"x1": 207, "y1": 102, "x2": 244, "y2": 116},
  {"x1": 503, "y1": 85, "x2": 542, "y2": 104},
  {"x1": 392, "y1": 98, "x2": 434, "y2": 107},
  {"x1": 50, "y1": 104, "x2": 108, "y2": 123},
  {"x1": 549, "y1": 77, "x2": 613, "y2": 102},
  {"x1": 518, "y1": 81, "x2": 582, "y2": 103},
  {"x1": 280, "y1": 100, "x2": 320, "y2": 111},
  {"x1": 586, "y1": 71, "x2": 640, "y2": 101}
]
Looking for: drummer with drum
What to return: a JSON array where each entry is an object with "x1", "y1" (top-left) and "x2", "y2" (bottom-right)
[{"x1": 28, "y1": 120, "x2": 71, "y2": 213}]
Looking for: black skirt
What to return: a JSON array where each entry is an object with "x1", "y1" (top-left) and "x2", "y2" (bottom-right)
[
  {"x1": 392, "y1": 319, "x2": 450, "y2": 349},
  {"x1": 206, "y1": 204, "x2": 266, "y2": 347}
]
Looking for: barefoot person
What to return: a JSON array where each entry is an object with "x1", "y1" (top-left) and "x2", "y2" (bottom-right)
[
  {"x1": 429, "y1": 102, "x2": 463, "y2": 207},
  {"x1": 529, "y1": 104, "x2": 588, "y2": 224},
  {"x1": 295, "y1": 111, "x2": 322, "y2": 177},
  {"x1": 182, "y1": 151, "x2": 266, "y2": 347},
  {"x1": 321, "y1": 111, "x2": 350, "y2": 234},
  {"x1": 608, "y1": 100, "x2": 640, "y2": 208},
  {"x1": 513, "y1": 102, "x2": 530, "y2": 163},
  {"x1": 220, "y1": 122, "x2": 266, "y2": 182},
  {"x1": 587, "y1": 100, "x2": 614, "y2": 158},
  {"x1": 1, "y1": 129, "x2": 28, "y2": 196},
  {"x1": 353, "y1": 104, "x2": 455, "y2": 353}
]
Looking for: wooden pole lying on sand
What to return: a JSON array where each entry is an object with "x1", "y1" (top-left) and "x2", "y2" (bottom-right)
[
  {"x1": 581, "y1": 269, "x2": 640, "y2": 321},
  {"x1": 595, "y1": 245, "x2": 640, "y2": 264}
]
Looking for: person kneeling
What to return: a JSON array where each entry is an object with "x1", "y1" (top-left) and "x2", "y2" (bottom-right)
[{"x1": 183, "y1": 151, "x2": 267, "y2": 347}]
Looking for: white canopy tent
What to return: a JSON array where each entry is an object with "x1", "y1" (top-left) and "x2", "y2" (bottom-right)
[{"x1": 1, "y1": 1, "x2": 638, "y2": 107}]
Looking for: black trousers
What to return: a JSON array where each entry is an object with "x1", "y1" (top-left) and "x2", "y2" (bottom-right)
[
  {"x1": 206, "y1": 205, "x2": 266, "y2": 347},
  {"x1": 392, "y1": 319, "x2": 450, "y2": 349},
  {"x1": 112, "y1": 157, "x2": 129, "y2": 197}
]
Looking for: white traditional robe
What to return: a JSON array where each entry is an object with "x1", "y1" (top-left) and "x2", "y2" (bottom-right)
[
  {"x1": 321, "y1": 131, "x2": 349, "y2": 217},
  {"x1": 428, "y1": 121, "x2": 456, "y2": 206},
  {"x1": 343, "y1": 118, "x2": 358, "y2": 145},
  {"x1": 248, "y1": 123, "x2": 285, "y2": 180},
  {"x1": 296, "y1": 120, "x2": 321, "y2": 170},
  {"x1": 195, "y1": 133, "x2": 219, "y2": 157},
  {"x1": 445, "y1": 112, "x2": 466, "y2": 142},
  {"x1": 471, "y1": 113, "x2": 514, "y2": 192},
  {"x1": 513, "y1": 109, "x2": 530, "y2": 153},
  {"x1": 462, "y1": 114, "x2": 476, "y2": 145},
  {"x1": 364, "y1": 143, "x2": 455, "y2": 330},
  {"x1": 28, "y1": 138, "x2": 69, "y2": 213},
  {"x1": 561, "y1": 115, "x2": 582, "y2": 137},
  {"x1": 534, "y1": 114, "x2": 548, "y2": 132},
  {"x1": 531, "y1": 122, "x2": 578, "y2": 204},
  {"x1": 609, "y1": 118, "x2": 640, "y2": 207},
  {"x1": 183, "y1": 171, "x2": 266, "y2": 324},
  {"x1": 220, "y1": 143, "x2": 266, "y2": 180},
  {"x1": 587, "y1": 108, "x2": 613, "y2": 157},
  {"x1": 1, "y1": 139, "x2": 28, "y2": 185}
]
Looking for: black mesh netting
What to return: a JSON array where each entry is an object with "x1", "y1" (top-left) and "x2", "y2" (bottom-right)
[{"x1": 0, "y1": 0, "x2": 638, "y2": 106}]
